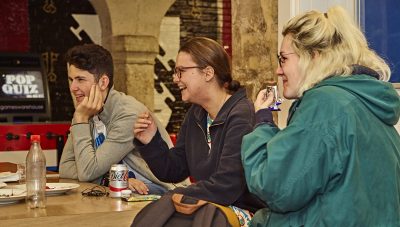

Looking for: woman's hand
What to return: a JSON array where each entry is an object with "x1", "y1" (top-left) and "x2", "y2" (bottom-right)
[
  {"x1": 128, "y1": 178, "x2": 149, "y2": 195},
  {"x1": 133, "y1": 112, "x2": 157, "y2": 144},
  {"x1": 254, "y1": 89, "x2": 275, "y2": 112}
]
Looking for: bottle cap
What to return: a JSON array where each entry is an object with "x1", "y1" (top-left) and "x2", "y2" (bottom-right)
[{"x1": 31, "y1": 135, "x2": 41, "y2": 142}]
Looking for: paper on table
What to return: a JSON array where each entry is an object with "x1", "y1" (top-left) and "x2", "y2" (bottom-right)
[
  {"x1": 123, "y1": 194, "x2": 161, "y2": 202},
  {"x1": 0, "y1": 172, "x2": 20, "y2": 182}
]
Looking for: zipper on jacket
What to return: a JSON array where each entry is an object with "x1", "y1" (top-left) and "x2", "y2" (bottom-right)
[
  {"x1": 196, "y1": 121, "x2": 225, "y2": 155},
  {"x1": 196, "y1": 121, "x2": 208, "y2": 145},
  {"x1": 208, "y1": 122, "x2": 224, "y2": 154}
]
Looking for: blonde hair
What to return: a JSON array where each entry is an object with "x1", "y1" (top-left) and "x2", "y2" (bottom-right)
[{"x1": 282, "y1": 6, "x2": 391, "y2": 97}]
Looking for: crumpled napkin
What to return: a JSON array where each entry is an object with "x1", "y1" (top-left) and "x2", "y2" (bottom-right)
[{"x1": 0, "y1": 172, "x2": 20, "y2": 182}]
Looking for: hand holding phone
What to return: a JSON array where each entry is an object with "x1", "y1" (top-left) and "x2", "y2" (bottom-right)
[{"x1": 266, "y1": 85, "x2": 282, "y2": 111}]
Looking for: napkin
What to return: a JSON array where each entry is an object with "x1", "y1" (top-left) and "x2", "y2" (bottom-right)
[{"x1": 0, "y1": 172, "x2": 20, "y2": 182}]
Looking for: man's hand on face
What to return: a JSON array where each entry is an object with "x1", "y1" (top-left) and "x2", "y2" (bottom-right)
[{"x1": 74, "y1": 84, "x2": 104, "y2": 123}]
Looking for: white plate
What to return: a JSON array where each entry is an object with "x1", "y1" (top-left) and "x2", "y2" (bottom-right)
[
  {"x1": 45, "y1": 183, "x2": 80, "y2": 196},
  {"x1": 13, "y1": 183, "x2": 80, "y2": 196},
  {"x1": 0, "y1": 188, "x2": 26, "y2": 205}
]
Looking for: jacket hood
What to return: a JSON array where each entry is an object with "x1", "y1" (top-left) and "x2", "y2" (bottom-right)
[{"x1": 313, "y1": 65, "x2": 400, "y2": 126}]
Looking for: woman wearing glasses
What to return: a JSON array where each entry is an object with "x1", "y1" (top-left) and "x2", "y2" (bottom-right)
[
  {"x1": 133, "y1": 37, "x2": 265, "y2": 225},
  {"x1": 241, "y1": 6, "x2": 400, "y2": 227}
]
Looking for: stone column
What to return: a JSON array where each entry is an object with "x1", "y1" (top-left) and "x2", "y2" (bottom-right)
[
  {"x1": 108, "y1": 35, "x2": 159, "y2": 110},
  {"x1": 231, "y1": 0, "x2": 278, "y2": 101},
  {"x1": 90, "y1": 0, "x2": 176, "y2": 111}
]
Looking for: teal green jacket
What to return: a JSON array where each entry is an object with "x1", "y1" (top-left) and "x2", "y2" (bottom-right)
[{"x1": 242, "y1": 73, "x2": 400, "y2": 226}]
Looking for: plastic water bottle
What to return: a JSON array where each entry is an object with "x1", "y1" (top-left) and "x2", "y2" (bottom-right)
[{"x1": 26, "y1": 135, "x2": 46, "y2": 208}]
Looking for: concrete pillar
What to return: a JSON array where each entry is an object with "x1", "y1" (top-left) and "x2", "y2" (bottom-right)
[
  {"x1": 90, "y1": 0, "x2": 175, "y2": 110},
  {"x1": 110, "y1": 35, "x2": 159, "y2": 110},
  {"x1": 231, "y1": 0, "x2": 278, "y2": 101}
]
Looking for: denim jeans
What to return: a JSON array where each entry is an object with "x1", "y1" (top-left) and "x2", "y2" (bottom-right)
[{"x1": 146, "y1": 182, "x2": 167, "y2": 195}]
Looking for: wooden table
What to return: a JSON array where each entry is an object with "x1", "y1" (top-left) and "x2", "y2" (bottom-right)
[{"x1": 0, "y1": 163, "x2": 150, "y2": 226}]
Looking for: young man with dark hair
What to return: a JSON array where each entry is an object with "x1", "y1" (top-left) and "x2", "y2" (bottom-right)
[{"x1": 59, "y1": 44, "x2": 183, "y2": 195}]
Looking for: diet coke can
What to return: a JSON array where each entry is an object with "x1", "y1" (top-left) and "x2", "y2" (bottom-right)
[{"x1": 109, "y1": 164, "x2": 128, "y2": 197}]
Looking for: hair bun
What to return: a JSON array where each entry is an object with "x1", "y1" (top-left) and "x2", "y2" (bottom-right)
[{"x1": 228, "y1": 80, "x2": 241, "y2": 92}]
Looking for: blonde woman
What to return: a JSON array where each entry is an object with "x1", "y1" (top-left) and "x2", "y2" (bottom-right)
[{"x1": 242, "y1": 6, "x2": 400, "y2": 226}]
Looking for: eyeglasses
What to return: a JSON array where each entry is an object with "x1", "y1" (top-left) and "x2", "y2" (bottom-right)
[
  {"x1": 277, "y1": 53, "x2": 295, "y2": 67},
  {"x1": 173, "y1": 66, "x2": 205, "y2": 79}
]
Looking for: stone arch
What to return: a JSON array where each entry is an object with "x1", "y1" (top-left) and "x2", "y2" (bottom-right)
[{"x1": 89, "y1": 0, "x2": 175, "y2": 110}]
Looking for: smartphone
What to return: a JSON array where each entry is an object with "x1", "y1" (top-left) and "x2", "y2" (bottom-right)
[
  {"x1": 266, "y1": 85, "x2": 282, "y2": 111},
  {"x1": 266, "y1": 85, "x2": 278, "y2": 101}
]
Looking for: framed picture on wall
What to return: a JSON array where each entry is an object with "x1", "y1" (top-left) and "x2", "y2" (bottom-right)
[{"x1": 361, "y1": 0, "x2": 400, "y2": 89}]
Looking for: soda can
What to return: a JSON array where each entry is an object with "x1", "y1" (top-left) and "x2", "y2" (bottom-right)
[{"x1": 109, "y1": 164, "x2": 128, "y2": 197}]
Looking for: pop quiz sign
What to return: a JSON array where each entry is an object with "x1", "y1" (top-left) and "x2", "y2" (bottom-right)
[{"x1": 1, "y1": 73, "x2": 43, "y2": 98}]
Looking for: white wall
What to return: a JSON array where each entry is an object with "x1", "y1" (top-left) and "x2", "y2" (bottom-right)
[
  {"x1": 71, "y1": 14, "x2": 101, "y2": 44},
  {"x1": 0, "y1": 149, "x2": 58, "y2": 167},
  {"x1": 153, "y1": 17, "x2": 180, "y2": 128}
]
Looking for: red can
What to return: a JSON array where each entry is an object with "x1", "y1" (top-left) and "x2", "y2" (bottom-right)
[{"x1": 109, "y1": 164, "x2": 128, "y2": 197}]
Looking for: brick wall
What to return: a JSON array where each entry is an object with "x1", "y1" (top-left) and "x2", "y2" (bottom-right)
[
  {"x1": 0, "y1": 0, "x2": 30, "y2": 52},
  {"x1": 222, "y1": 0, "x2": 232, "y2": 56}
]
